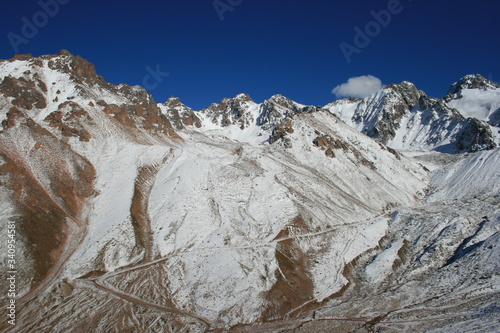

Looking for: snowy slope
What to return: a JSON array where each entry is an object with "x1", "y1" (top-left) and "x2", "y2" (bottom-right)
[
  {"x1": 135, "y1": 111, "x2": 429, "y2": 324},
  {"x1": 308, "y1": 146, "x2": 500, "y2": 333},
  {"x1": 448, "y1": 88, "x2": 500, "y2": 122},
  {"x1": 428, "y1": 148, "x2": 500, "y2": 202},
  {"x1": 1, "y1": 52, "x2": 499, "y2": 333},
  {"x1": 324, "y1": 97, "x2": 361, "y2": 129}
]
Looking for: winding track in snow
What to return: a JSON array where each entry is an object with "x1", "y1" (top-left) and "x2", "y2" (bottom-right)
[{"x1": 77, "y1": 212, "x2": 391, "y2": 331}]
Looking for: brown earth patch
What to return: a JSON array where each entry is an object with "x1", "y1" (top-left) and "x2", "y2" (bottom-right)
[
  {"x1": 0, "y1": 113, "x2": 96, "y2": 294},
  {"x1": 130, "y1": 153, "x2": 171, "y2": 262},
  {"x1": 0, "y1": 151, "x2": 70, "y2": 287},
  {"x1": 263, "y1": 235, "x2": 314, "y2": 321},
  {"x1": 97, "y1": 100, "x2": 179, "y2": 138},
  {"x1": 44, "y1": 102, "x2": 94, "y2": 142},
  {"x1": 130, "y1": 166, "x2": 156, "y2": 261},
  {"x1": 312, "y1": 133, "x2": 351, "y2": 158},
  {"x1": 2, "y1": 107, "x2": 24, "y2": 129},
  {"x1": 0, "y1": 75, "x2": 47, "y2": 110}
]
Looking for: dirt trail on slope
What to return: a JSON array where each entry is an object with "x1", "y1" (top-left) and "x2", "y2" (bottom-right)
[
  {"x1": 79, "y1": 149, "x2": 215, "y2": 331},
  {"x1": 78, "y1": 212, "x2": 393, "y2": 332},
  {"x1": 86, "y1": 278, "x2": 213, "y2": 331}
]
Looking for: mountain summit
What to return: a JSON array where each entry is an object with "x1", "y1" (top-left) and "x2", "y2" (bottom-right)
[
  {"x1": 446, "y1": 74, "x2": 500, "y2": 96},
  {"x1": 444, "y1": 74, "x2": 500, "y2": 126}
]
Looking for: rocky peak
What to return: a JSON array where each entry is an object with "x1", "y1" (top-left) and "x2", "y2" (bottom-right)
[
  {"x1": 234, "y1": 93, "x2": 254, "y2": 103},
  {"x1": 443, "y1": 74, "x2": 500, "y2": 124},
  {"x1": 9, "y1": 53, "x2": 35, "y2": 61},
  {"x1": 164, "y1": 96, "x2": 183, "y2": 108},
  {"x1": 160, "y1": 97, "x2": 201, "y2": 130},
  {"x1": 350, "y1": 81, "x2": 427, "y2": 143},
  {"x1": 43, "y1": 50, "x2": 106, "y2": 86},
  {"x1": 207, "y1": 93, "x2": 256, "y2": 111},
  {"x1": 384, "y1": 81, "x2": 426, "y2": 107},
  {"x1": 258, "y1": 95, "x2": 318, "y2": 129},
  {"x1": 342, "y1": 78, "x2": 497, "y2": 153},
  {"x1": 447, "y1": 74, "x2": 500, "y2": 96},
  {"x1": 116, "y1": 84, "x2": 154, "y2": 105},
  {"x1": 200, "y1": 94, "x2": 258, "y2": 128},
  {"x1": 266, "y1": 94, "x2": 295, "y2": 108},
  {"x1": 162, "y1": 97, "x2": 195, "y2": 113},
  {"x1": 0, "y1": 52, "x2": 178, "y2": 141},
  {"x1": 161, "y1": 92, "x2": 323, "y2": 139}
]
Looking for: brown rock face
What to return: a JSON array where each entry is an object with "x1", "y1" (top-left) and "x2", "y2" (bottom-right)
[
  {"x1": 313, "y1": 133, "x2": 350, "y2": 158},
  {"x1": 0, "y1": 151, "x2": 70, "y2": 285},
  {"x1": 45, "y1": 102, "x2": 94, "y2": 142},
  {"x1": 200, "y1": 94, "x2": 257, "y2": 129},
  {"x1": 0, "y1": 75, "x2": 47, "y2": 110},
  {"x1": 45, "y1": 50, "x2": 108, "y2": 87},
  {"x1": 162, "y1": 97, "x2": 202, "y2": 130},
  {"x1": 180, "y1": 112, "x2": 202, "y2": 128},
  {"x1": 10, "y1": 53, "x2": 34, "y2": 61},
  {"x1": 263, "y1": 239, "x2": 314, "y2": 320},
  {"x1": 0, "y1": 108, "x2": 96, "y2": 296},
  {"x1": 2, "y1": 107, "x2": 25, "y2": 129},
  {"x1": 98, "y1": 100, "x2": 178, "y2": 137}
]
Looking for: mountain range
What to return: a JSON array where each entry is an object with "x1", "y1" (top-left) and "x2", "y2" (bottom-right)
[{"x1": 0, "y1": 51, "x2": 498, "y2": 332}]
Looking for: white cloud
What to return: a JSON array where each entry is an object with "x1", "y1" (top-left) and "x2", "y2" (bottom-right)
[{"x1": 332, "y1": 75, "x2": 385, "y2": 98}]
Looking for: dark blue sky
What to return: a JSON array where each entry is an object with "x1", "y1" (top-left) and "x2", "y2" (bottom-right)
[{"x1": 1, "y1": 0, "x2": 499, "y2": 110}]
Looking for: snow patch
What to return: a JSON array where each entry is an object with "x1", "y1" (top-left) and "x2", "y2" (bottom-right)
[{"x1": 365, "y1": 238, "x2": 404, "y2": 283}]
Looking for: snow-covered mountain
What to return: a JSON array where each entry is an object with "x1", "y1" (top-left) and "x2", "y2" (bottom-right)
[
  {"x1": 0, "y1": 52, "x2": 498, "y2": 333},
  {"x1": 445, "y1": 74, "x2": 500, "y2": 123},
  {"x1": 159, "y1": 93, "x2": 321, "y2": 145},
  {"x1": 158, "y1": 75, "x2": 498, "y2": 154},
  {"x1": 326, "y1": 78, "x2": 498, "y2": 153}
]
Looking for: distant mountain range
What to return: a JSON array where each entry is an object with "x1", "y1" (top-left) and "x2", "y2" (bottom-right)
[
  {"x1": 0, "y1": 51, "x2": 498, "y2": 332},
  {"x1": 156, "y1": 71, "x2": 500, "y2": 154}
]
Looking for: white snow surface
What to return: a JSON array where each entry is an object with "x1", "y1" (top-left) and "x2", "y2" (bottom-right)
[
  {"x1": 447, "y1": 88, "x2": 500, "y2": 122},
  {"x1": 324, "y1": 99, "x2": 360, "y2": 129},
  {"x1": 365, "y1": 238, "x2": 404, "y2": 283},
  {"x1": 428, "y1": 148, "x2": 500, "y2": 202},
  {"x1": 447, "y1": 87, "x2": 500, "y2": 144}
]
